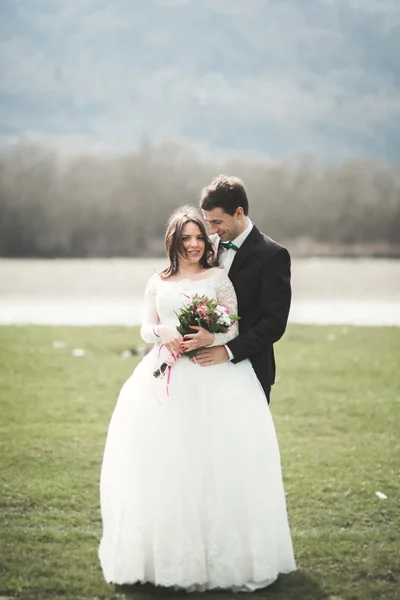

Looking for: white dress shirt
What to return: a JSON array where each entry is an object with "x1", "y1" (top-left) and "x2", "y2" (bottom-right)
[
  {"x1": 218, "y1": 219, "x2": 254, "y2": 274},
  {"x1": 217, "y1": 219, "x2": 253, "y2": 360}
]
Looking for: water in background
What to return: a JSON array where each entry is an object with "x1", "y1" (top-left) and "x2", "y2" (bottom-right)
[{"x1": 0, "y1": 257, "x2": 399, "y2": 326}]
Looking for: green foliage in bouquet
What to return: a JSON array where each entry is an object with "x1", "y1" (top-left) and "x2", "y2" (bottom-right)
[{"x1": 153, "y1": 294, "x2": 240, "y2": 377}]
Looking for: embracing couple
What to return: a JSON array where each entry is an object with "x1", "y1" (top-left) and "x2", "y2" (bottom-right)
[{"x1": 99, "y1": 175, "x2": 296, "y2": 592}]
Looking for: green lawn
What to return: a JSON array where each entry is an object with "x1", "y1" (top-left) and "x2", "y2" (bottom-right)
[{"x1": 0, "y1": 324, "x2": 399, "y2": 600}]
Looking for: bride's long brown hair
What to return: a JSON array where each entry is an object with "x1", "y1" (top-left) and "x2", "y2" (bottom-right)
[{"x1": 160, "y1": 206, "x2": 215, "y2": 279}]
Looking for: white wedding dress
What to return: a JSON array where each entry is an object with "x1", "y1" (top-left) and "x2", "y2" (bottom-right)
[{"x1": 99, "y1": 268, "x2": 296, "y2": 591}]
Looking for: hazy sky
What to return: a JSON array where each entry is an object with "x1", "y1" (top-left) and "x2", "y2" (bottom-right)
[{"x1": 1, "y1": 0, "x2": 399, "y2": 161}]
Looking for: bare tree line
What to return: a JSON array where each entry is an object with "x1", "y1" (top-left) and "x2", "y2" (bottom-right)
[{"x1": 0, "y1": 141, "x2": 399, "y2": 258}]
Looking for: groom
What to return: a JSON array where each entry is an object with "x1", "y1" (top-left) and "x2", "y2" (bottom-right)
[{"x1": 194, "y1": 175, "x2": 291, "y2": 404}]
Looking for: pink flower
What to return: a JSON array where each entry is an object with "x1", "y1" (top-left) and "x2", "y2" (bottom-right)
[{"x1": 197, "y1": 305, "x2": 208, "y2": 318}]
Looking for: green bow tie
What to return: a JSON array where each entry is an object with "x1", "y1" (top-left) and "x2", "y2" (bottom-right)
[{"x1": 221, "y1": 240, "x2": 239, "y2": 251}]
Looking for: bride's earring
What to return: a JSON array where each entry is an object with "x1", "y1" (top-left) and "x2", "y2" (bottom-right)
[{"x1": 172, "y1": 254, "x2": 178, "y2": 271}]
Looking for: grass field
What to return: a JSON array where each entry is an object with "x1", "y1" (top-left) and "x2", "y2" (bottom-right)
[{"x1": 0, "y1": 324, "x2": 399, "y2": 600}]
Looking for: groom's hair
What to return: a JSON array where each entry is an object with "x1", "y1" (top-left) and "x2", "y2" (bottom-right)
[{"x1": 200, "y1": 175, "x2": 249, "y2": 216}]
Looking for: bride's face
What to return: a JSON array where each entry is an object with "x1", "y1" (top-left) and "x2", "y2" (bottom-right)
[{"x1": 179, "y1": 222, "x2": 206, "y2": 265}]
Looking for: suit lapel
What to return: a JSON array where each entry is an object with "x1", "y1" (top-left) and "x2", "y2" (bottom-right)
[{"x1": 228, "y1": 226, "x2": 262, "y2": 276}]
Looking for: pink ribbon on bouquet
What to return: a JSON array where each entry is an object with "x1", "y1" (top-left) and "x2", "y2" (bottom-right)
[{"x1": 157, "y1": 344, "x2": 179, "y2": 397}]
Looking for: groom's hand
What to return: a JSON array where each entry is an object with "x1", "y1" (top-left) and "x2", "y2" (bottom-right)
[{"x1": 192, "y1": 346, "x2": 229, "y2": 366}]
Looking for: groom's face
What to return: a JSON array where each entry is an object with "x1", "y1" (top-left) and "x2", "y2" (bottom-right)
[{"x1": 202, "y1": 207, "x2": 243, "y2": 242}]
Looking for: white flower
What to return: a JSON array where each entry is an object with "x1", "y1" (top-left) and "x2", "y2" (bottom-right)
[{"x1": 217, "y1": 313, "x2": 231, "y2": 327}]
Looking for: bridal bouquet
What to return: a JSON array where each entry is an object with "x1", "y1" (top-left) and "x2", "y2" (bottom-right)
[{"x1": 153, "y1": 294, "x2": 239, "y2": 379}]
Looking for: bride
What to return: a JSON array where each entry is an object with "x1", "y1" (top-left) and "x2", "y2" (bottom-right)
[{"x1": 98, "y1": 206, "x2": 296, "y2": 592}]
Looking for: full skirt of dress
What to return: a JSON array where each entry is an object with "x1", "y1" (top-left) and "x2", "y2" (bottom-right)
[{"x1": 99, "y1": 345, "x2": 296, "y2": 591}]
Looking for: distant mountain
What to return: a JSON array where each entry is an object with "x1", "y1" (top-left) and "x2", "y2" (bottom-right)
[{"x1": 0, "y1": 0, "x2": 399, "y2": 162}]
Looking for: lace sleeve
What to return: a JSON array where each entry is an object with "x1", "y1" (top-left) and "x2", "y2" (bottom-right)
[
  {"x1": 209, "y1": 269, "x2": 239, "y2": 347},
  {"x1": 140, "y1": 274, "x2": 160, "y2": 343}
]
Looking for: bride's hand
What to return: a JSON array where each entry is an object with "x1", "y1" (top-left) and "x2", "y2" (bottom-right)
[
  {"x1": 182, "y1": 326, "x2": 215, "y2": 352},
  {"x1": 157, "y1": 324, "x2": 184, "y2": 356}
]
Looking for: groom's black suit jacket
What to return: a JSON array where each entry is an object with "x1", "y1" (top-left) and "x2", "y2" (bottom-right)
[{"x1": 220, "y1": 226, "x2": 291, "y2": 401}]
